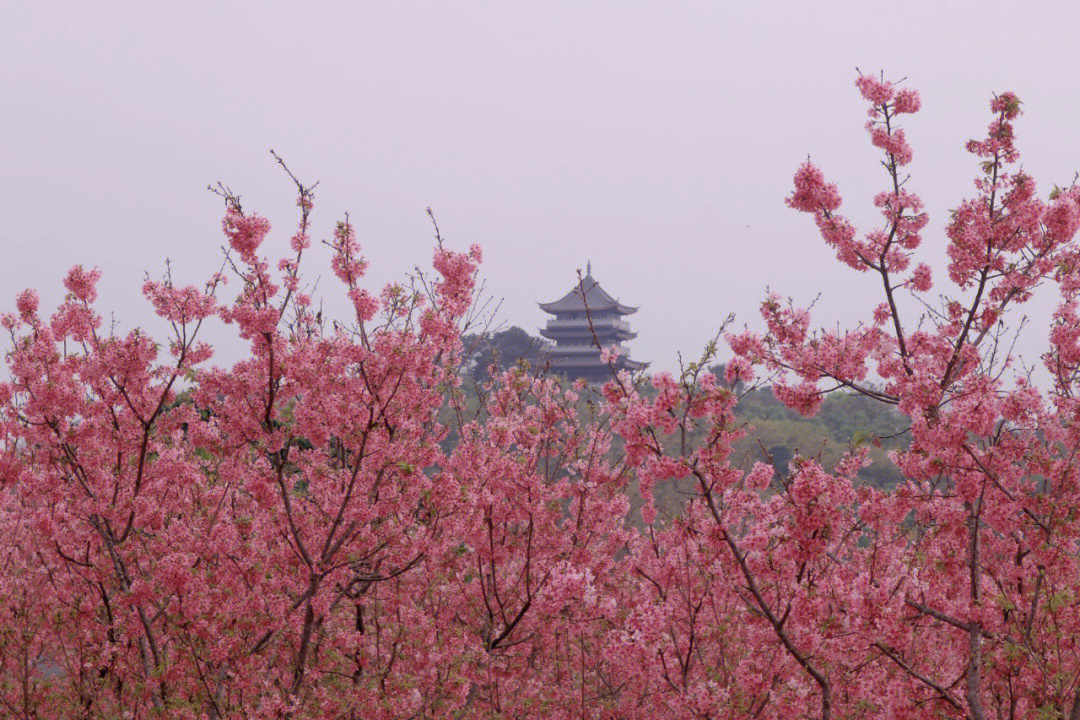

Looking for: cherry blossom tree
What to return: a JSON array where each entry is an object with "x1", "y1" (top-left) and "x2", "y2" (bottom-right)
[
  {"x1": 582, "y1": 73, "x2": 1080, "y2": 719},
  {"x1": 739, "y1": 75, "x2": 1080, "y2": 720},
  {"x1": 4, "y1": 72, "x2": 1080, "y2": 720}
]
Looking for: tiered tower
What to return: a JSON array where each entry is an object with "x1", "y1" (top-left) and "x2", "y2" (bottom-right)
[{"x1": 538, "y1": 263, "x2": 647, "y2": 383}]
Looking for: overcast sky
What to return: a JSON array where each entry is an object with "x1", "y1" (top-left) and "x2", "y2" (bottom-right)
[{"x1": 4, "y1": 2, "x2": 1080, "y2": 372}]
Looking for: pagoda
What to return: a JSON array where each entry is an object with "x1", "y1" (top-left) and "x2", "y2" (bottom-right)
[{"x1": 538, "y1": 263, "x2": 647, "y2": 383}]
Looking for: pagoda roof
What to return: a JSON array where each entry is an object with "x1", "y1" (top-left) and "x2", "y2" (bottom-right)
[{"x1": 538, "y1": 270, "x2": 638, "y2": 315}]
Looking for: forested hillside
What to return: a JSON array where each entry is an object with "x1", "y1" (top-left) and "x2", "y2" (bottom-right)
[
  {"x1": 462, "y1": 327, "x2": 909, "y2": 526},
  {"x1": 636, "y1": 366, "x2": 909, "y2": 526}
]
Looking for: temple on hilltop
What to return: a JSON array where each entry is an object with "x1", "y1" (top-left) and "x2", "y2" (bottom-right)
[{"x1": 538, "y1": 263, "x2": 647, "y2": 383}]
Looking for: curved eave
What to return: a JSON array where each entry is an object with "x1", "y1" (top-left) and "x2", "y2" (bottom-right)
[
  {"x1": 549, "y1": 358, "x2": 616, "y2": 367},
  {"x1": 540, "y1": 328, "x2": 637, "y2": 341},
  {"x1": 547, "y1": 358, "x2": 649, "y2": 371},
  {"x1": 539, "y1": 301, "x2": 638, "y2": 315},
  {"x1": 539, "y1": 300, "x2": 621, "y2": 314}
]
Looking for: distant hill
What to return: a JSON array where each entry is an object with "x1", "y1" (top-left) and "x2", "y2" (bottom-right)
[
  {"x1": 643, "y1": 370, "x2": 908, "y2": 527},
  {"x1": 456, "y1": 326, "x2": 910, "y2": 527}
]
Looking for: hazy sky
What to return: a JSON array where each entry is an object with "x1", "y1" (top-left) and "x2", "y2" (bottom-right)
[{"x1": 4, "y1": 2, "x2": 1080, "y2": 372}]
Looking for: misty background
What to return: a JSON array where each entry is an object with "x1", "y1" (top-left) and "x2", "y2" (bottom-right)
[{"x1": 3, "y1": 1, "x2": 1079, "y2": 373}]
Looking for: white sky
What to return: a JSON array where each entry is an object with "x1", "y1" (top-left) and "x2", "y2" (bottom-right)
[{"x1": 3, "y1": 1, "x2": 1080, "y2": 373}]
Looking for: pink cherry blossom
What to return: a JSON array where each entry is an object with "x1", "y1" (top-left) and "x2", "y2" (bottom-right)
[{"x1": 4, "y1": 72, "x2": 1080, "y2": 720}]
